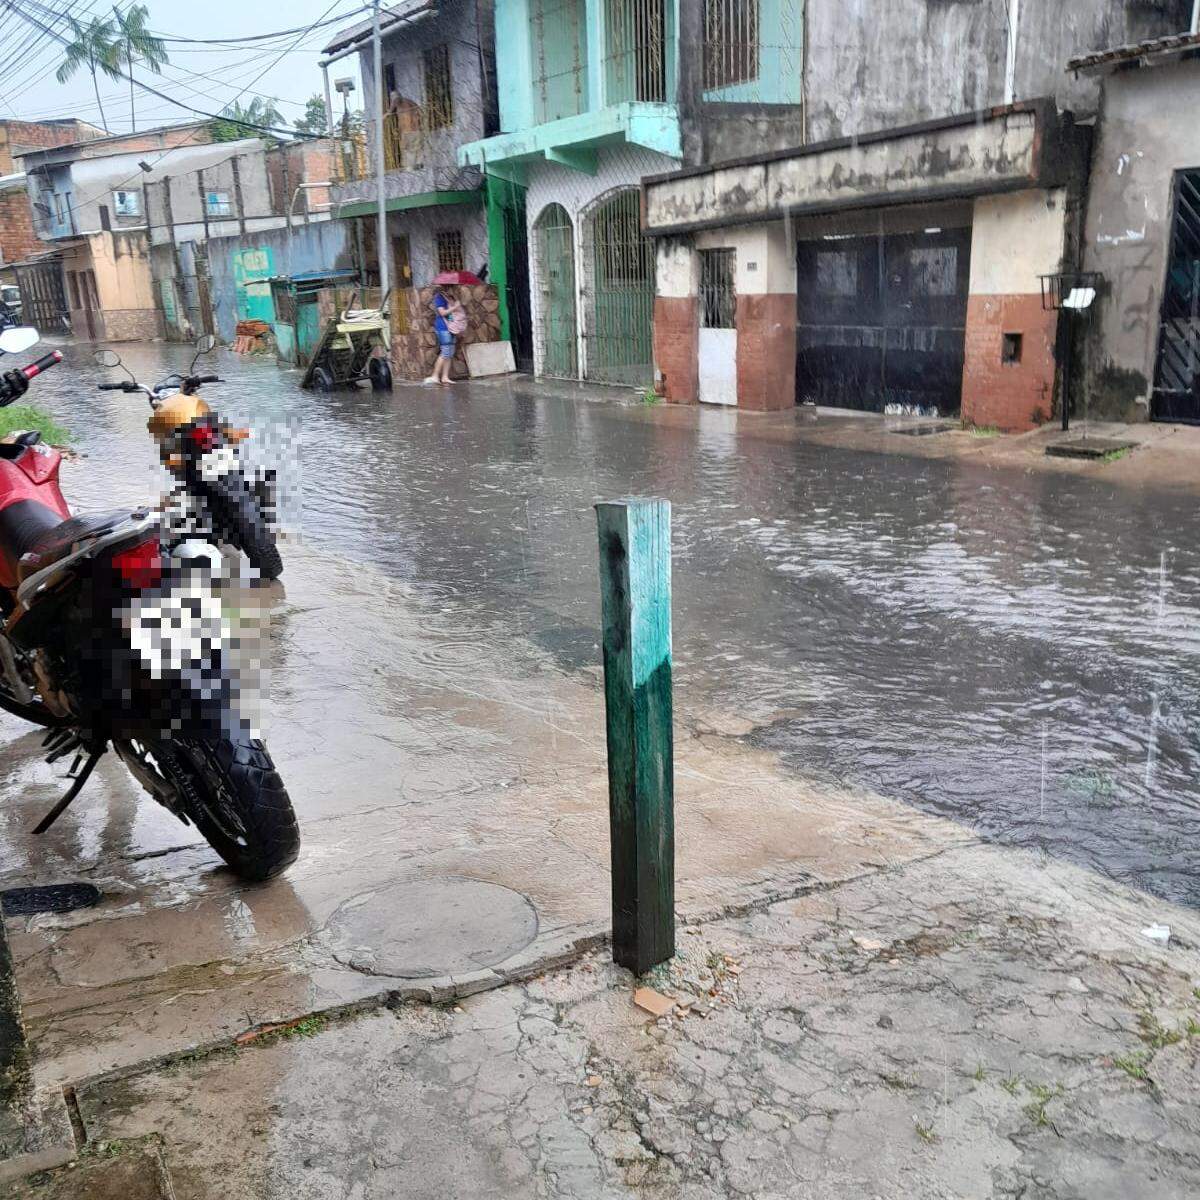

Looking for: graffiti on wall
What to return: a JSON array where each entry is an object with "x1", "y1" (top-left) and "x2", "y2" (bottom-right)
[{"x1": 232, "y1": 246, "x2": 275, "y2": 323}]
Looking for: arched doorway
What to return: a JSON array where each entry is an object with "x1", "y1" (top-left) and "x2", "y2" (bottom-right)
[
  {"x1": 584, "y1": 188, "x2": 655, "y2": 386},
  {"x1": 534, "y1": 203, "x2": 578, "y2": 379}
]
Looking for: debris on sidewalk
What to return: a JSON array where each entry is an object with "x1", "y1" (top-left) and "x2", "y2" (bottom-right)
[{"x1": 632, "y1": 986, "x2": 675, "y2": 1018}]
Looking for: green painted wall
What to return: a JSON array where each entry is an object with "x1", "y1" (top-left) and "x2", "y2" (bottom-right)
[
  {"x1": 531, "y1": 0, "x2": 590, "y2": 122},
  {"x1": 231, "y1": 246, "x2": 275, "y2": 324},
  {"x1": 486, "y1": 174, "x2": 523, "y2": 342}
]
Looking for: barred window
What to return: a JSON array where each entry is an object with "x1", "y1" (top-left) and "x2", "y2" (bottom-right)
[
  {"x1": 113, "y1": 188, "x2": 140, "y2": 217},
  {"x1": 699, "y1": 249, "x2": 736, "y2": 329},
  {"x1": 436, "y1": 230, "x2": 464, "y2": 273},
  {"x1": 704, "y1": 0, "x2": 759, "y2": 89},
  {"x1": 423, "y1": 44, "x2": 453, "y2": 129}
]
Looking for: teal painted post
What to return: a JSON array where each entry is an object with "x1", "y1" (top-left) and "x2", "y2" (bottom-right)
[{"x1": 595, "y1": 498, "x2": 674, "y2": 974}]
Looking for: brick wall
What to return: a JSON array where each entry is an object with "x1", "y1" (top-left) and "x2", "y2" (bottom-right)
[
  {"x1": 735, "y1": 294, "x2": 796, "y2": 412},
  {"x1": 652, "y1": 296, "x2": 698, "y2": 402},
  {"x1": 0, "y1": 187, "x2": 39, "y2": 266},
  {"x1": 0, "y1": 119, "x2": 100, "y2": 174},
  {"x1": 961, "y1": 294, "x2": 1057, "y2": 431}
]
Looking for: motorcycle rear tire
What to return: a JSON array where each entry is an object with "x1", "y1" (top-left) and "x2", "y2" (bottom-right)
[
  {"x1": 135, "y1": 731, "x2": 300, "y2": 882},
  {"x1": 209, "y1": 475, "x2": 283, "y2": 581}
]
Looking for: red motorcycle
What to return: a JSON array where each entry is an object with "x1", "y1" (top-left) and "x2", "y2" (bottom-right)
[{"x1": 0, "y1": 328, "x2": 298, "y2": 881}]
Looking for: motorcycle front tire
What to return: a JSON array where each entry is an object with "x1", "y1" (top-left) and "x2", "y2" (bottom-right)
[
  {"x1": 131, "y1": 730, "x2": 300, "y2": 882},
  {"x1": 208, "y1": 475, "x2": 284, "y2": 581}
]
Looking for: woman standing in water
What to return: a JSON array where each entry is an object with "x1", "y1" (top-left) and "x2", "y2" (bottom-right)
[{"x1": 425, "y1": 285, "x2": 467, "y2": 385}]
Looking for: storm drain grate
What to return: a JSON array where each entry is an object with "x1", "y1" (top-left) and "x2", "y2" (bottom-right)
[
  {"x1": 1, "y1": 884, "x2": 100, "y2": 916},
  {"x1": 892, "y1": 422, "x2": 959, "y2": 437}
]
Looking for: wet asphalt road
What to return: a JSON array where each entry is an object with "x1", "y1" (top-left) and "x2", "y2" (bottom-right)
[{"x1": 16, "y1": 338, "x2": 1200, "y2": 907}]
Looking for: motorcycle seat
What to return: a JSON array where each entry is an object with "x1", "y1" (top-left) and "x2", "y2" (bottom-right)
[{"x1": 18, "y1": 510, "x2": 139, "y2": 575}]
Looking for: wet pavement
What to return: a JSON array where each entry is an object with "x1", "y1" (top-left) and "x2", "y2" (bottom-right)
[
  {"x1": 20, "y1": 338, "x2": 1200, "y2": 903},
  {"x1": 2, "y1": 337, "x2": 1199, "y2": 1100}
]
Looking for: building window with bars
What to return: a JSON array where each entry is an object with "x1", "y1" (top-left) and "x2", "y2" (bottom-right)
[
  {"x1": 604, "y1": 0, "x2": 667, "y2": 104},
  {"x1": 423, "y1": 44, "x2": 454, "y2": 129},
  {"x1": 531, "y1": 0, "x2": 588, "y2": 123},
  {"x1": 436, "y1": 230, "x2": 465, "y2": 274},
  {"x1": 205, "y1": 191, "x2": 232, "y2": 217},
  {"x1": 704, "y1": 0, "x2": 759, "y2": 89},
  {"x1": 113, "y1": 188, "x2": 140, "y2": 217},
  {"x1": 699, "y1": 249, "x2": 736, "y2": 329}
]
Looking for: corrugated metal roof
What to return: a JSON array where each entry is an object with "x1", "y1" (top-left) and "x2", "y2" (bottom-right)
[
  {"x1": 1067, "y1": 29, "x2": 1200, "y2": 73},
  {"x1": 322, "y1": 0, "x2": 438, "y2": 57}
]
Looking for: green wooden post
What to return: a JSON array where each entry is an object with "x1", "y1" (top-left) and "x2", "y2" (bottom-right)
[{"x1": 595, "y1": 498, "x2": 674, "y2": 974}]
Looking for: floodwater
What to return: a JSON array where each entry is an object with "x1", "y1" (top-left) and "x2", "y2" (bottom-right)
[{"x1": 19, "y1": 339, "x2": 1200, "y2": 906}]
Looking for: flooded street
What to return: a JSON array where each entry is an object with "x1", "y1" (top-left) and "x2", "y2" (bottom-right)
[{"x1": 21, "y1": 338, "x2": 1200, "y2": 908}]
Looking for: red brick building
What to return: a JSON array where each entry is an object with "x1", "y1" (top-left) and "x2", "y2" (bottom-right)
[{"x1": 0, "y1": 119, "x2": 103, "y2": 282}]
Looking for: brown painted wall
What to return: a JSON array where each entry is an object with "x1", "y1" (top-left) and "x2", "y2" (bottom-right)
[
  {"x1": 735, "y1": 293, "x2": 796, "y2": 412},
  {"x1": 961, "y1": 293, "x2": 1057, "y2": 431},
  {"x1": 653, "y1": 296, "x2": 698, "y2": 403}
]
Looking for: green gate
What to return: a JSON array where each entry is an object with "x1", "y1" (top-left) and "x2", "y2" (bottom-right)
[
  {"x1": 584, "y1": 189, "x2": 654, "y2": 387},
  {"x1": 535, "y1": 203, "x2": 578, "y2": 378}
]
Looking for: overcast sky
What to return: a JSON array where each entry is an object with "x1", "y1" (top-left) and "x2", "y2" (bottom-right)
[{"x1": 0, "y1": 0, "x2": 366, "y2": 135}]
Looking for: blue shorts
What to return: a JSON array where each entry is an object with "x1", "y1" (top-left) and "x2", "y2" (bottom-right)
[{"x1": 436, "y1": 329, "x2": 456, "y2": 358}]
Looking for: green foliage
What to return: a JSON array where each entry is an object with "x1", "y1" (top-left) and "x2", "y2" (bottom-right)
[
  {"x1": 913, "y1": 1119, "x2": 937, "y2": 1143},
  {"x1": 55, "y1": 15, "x2": 123, "y2": 133},
  {"x1": 211, "y1": 97, "x2": 284, "y2": 143},
  {"x1": 1111, "y1": 1051, "x2": 1151, "y2": 1081},
  {"x1": 0, "y1": 405, "x2": 72, "y2": 446},
  {"x1": 1101, "y1": 446, "x2": 1131, "y2": 463},
  {"x1": 294, "y1": 94, "x2": 329, "y2": 137},
  {"x1": 640, "y1": 387, "x2": 661, "y2": 406},
  {"x1": 113, "y1": 4, "x2": 169, "y2": 132}
]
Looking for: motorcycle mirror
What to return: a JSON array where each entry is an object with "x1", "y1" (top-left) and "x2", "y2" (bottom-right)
[
  {"x1": 195, "y1": 334, "x2": 216, "y2": 354},
  {"x1": 0, "y1": 326, "x2": 39, "y2": 355},
  {"x1": 93, "y1": 349, "x2": 122, "y2": 367}
]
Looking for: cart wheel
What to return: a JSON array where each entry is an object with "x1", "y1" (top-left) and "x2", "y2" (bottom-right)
[
  {"x1": 368, "y1": 357, "x2": 393, "y2": 392},
  {"x1": 312, "y1": 366, "x2": 335, "y2": 393}
]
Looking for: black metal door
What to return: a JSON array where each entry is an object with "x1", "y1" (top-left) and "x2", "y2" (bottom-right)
[
  {"x1": 795, "y1": 225, "x2": 972, "y2": 415},
  {"x1": 1152, "y1": 169, "x2": 1200, "y2": 423}
]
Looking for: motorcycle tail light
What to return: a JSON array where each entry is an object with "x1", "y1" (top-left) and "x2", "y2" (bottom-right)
[
  {"x1": 111, "y1": 537, "x2": 163, "y2": 590},
  {"x1": 188, "y1": 423, "x2": 218, "y2": 452}
]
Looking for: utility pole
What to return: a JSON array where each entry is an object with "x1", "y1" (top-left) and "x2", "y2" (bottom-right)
[{"x1": 372, "y1": 0, "x2": 389, "y2": 300}]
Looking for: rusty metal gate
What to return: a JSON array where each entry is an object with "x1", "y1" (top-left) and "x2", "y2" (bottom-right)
[
  {"x1": 1152, "y1": 168, "x2": 1200, "y2": 423},
  {"x1": 535, "y1": 203, "x2": 578, "y2": 379},
  {"x1": 584, "y1": 189, "x2": 655, "y2": 387},
  {"x1": 795, "y1": 225, "x2": 972, "y2": 415}
]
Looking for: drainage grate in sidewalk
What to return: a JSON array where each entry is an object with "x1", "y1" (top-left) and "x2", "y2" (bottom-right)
[
  {"x1": 891, "y1": 422, "x2": 959, "y2": 438},
  {"x1": 1, "y1": 885, "x2": 100, "y2": 917}
]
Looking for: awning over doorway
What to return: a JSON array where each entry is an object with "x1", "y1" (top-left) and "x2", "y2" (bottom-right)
[{"x1": 641, "y1": 100, "x2": 1087, "y2": 237}]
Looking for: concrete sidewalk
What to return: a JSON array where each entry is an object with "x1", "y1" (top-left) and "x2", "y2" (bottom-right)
[{"x1": 6, "y1": 832, "x2": 1198, "y2": 1199}]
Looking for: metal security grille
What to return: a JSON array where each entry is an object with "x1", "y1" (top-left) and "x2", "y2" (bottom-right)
[
  {"x1": 700, "y1": 249, "x2": 736, "y2": 328},
  {"x1": 532, "y1": 0, "x2": 587, "y2": 123},
  {"x1": 1152, "y1": 168, "x2": 1200, "y2": 423},
  {"x1": 604, "y1": 0, "x2": 666, "y2": 103},
  {"x1": 436, "y1": 230, "x2": 465, "y2": 274},
  {"x1": 423, "y1": 45, "x2": 454, "y2": 129},
  {"x1": 584, "y1": 189, "x2": 655, "y2": 386},
  {"x1": 703, "y1": 0, "x2": 802, "y2": 103},
  {"x1": 535, "y1": 204, "x2": 578, "y2": 378}
]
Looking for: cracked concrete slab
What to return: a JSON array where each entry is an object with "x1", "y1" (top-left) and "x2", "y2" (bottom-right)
[
  {"x1": 1, "y1": 543, "x2": 966, "y2": 1089},
  {"x1": 51, "y1": 838, "x2": 1200, "y2": 1200}
]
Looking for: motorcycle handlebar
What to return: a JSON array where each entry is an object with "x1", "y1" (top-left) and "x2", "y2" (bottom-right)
[
  {"x1": 195, "y1": 374, "x2": 221, "y2": 384},
  {"x1": 98, "y1": 381, "x2": 124, "y2": 391},
  {"x1": 21, "y1": 350, "x2": 62, "y2": 380}
]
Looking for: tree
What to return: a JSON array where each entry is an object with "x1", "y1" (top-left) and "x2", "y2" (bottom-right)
[
  {"x1": 111, "y1": 5, "x2": 168, "y2": 133},
  {"x1": 210, "y1": 97, "x2": 284, "y2": 143},
  {"x1": 293, "y1": 94, "x2": 328, "y2": 138},
  {"x1": 55, "y1": 15, "x2": 122, "y2": 134}
]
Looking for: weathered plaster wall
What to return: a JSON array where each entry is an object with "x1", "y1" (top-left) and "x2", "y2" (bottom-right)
[
  {"x1": 962, "y1": 188, "x2": 1067, "y2": 431},
  {"x1": 801, "y1": 0, "x2": 1190, "y2": 143},
  {"x1": 1081, "y1": 59, "x2": 1200, "y2": 420},
  {"x1": 62, "y1": 230, "x2": 163, "y2": 342},
  {"x1": 206, "y1": 221, "x2": 353, "y2": 343}
]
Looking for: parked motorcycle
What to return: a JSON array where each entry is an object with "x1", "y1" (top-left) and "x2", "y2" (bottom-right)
[
  {"x1": 94, "y1": 335, "x2": 283, "y2": 581},
  {"x1": 0, "y1": 326, "x2": 299, "y2": 881}
]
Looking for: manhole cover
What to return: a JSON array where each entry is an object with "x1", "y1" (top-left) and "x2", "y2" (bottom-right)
[
  {"x1": 1, "y1": 884, "x2": 100, "y2": 916},
  {"x1": 327, "y1": 877, "x2": 539, "y2": 978}
]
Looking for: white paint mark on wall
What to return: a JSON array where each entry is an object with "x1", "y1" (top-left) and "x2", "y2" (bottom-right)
[{"x1": 1096, "y1": 227, "x2": 1147, "y2": 246}]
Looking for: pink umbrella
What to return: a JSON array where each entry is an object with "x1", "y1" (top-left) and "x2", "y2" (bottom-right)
[{"x1": 431, "y1": 270, "x2": 483, "y2": 286}]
